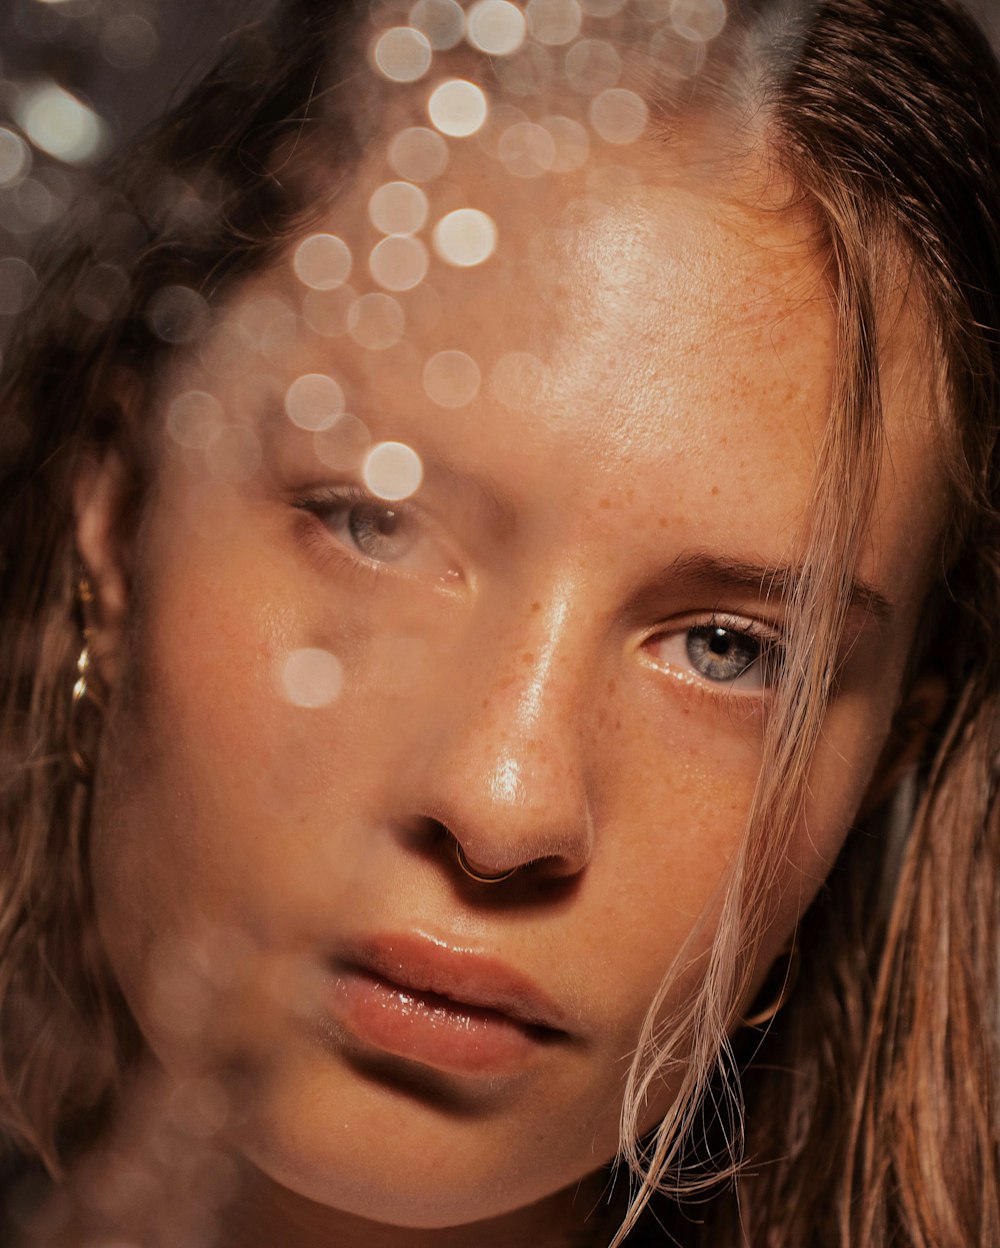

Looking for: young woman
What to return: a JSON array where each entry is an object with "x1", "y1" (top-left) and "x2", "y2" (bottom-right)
[{"x1": 1, "y1": 0, "x2": 998, "y2": 1244}]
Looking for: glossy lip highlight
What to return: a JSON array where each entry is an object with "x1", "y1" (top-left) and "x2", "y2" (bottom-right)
[
  {"x1": 333, "y1": 930, "x2": 573, "y2": 1034},
  {"x1": 321, "y1": 930, "x2": 577, "y2": 1077}
]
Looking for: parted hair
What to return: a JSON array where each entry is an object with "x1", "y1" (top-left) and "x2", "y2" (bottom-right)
[{"x1": 0, "y1": 2, "x2": 998, "y2": 1245}]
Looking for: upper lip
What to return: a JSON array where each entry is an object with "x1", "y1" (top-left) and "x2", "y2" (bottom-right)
[{"x1": 333, "y1": 931, "x2": 572, "y2": 1034}]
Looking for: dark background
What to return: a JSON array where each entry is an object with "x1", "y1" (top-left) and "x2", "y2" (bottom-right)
[
  {"x1": 0, "y1": 0, "x2": 275, "y2": 346},
  {"x1": 2, "y1": 0, "x2": 999, "y2": 350}
]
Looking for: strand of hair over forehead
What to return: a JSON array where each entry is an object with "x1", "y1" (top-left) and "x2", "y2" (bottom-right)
[{"x1": 607, "y1": 5, "x2": 891, "y2": 1241}]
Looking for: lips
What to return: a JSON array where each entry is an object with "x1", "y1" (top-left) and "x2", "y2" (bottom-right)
[{"x1": 324, "y1": 931, "x2": 571, "y2": 1075}]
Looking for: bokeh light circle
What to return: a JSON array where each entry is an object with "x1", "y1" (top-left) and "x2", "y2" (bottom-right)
[
  {"x1": 368, "y1": 181, "x2": 429, "y2": 235},
  {"x1": 423, "y1": 350, "x2": 482, "y2": 407},
  {"x1": 432, "y1": 208, "x2": 498, "y2": 267},
  {"x1": 293, "y1": 234, "x2": 353, "y2": 290},
  {"x1": 279, "y1": 649, "x2": 344, "y2": 708},
  {"x1": 589, "y1": 88, "x2": 649, "y2": 144},
  {"x1": 670, "y1": 0, "x2": 727, "y2": 41},
  {"x1": 428, "y1": 79, "x2": 489, "y2": 137},
  {"x1": 409, "y1": 0, "x2": 466, "y2": 50},
  {"x1": 388, "y1": 126, "x2": 450, "y2": 182},
  {"x1": 373, "y1": 26, "x2": 434, "y2": 82},
  {"x1": 285, "y1": 374, "x2": 346, "y2": 431},
  {"x1": 369, "y1": 235, "x2": 430, "y2": 291},
  {"x1": 466, "y1": 0, "x2": 528, "y2": 55},
  {"x1": 364, "y1": 441, "x2": 424, "y2": 500}
]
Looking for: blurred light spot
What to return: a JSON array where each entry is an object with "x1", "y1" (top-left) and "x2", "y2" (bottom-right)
[
  {"x1": 0, "y1": 129, "x2": 30, "y2": 187},
  {"x1": 279, "y1": 648, "x2": 344, "y2": 708},
  {"x1": 313, "y1": 414, "x2": 371, "y2": 471},
  {"x1": 489, "y1": 351, "x2": 547, "y2": 408},
  {"x1": 590, "y1": 88, "x2": 648, "y2": 144},
  {"x1": 261, "y1": 312, "x2": 300, "y2": 363},
  {"x1": 651, "y1": 25, "x2": 708, "y2": 77},
  {"x1": 0, "y1": 258, "x2": 37, "y2": 316},
  {"x1": 205, "y1": 425, "x2": 262, "y2": 483},
  {"x1": 101, "y1": 14, "x2": 160, "y2": 70},
  {"x1": 200, "y1": 319, "x2": 255, "y2": 378},
  {"x1": 635, "y1": 0, "x2": 671, "y2": 19},
  {"x1": 368, "y1": 180, "x2": 429, "y2": 235},
  {"x1": 166, "y1": 391, "x2": 224, "y2": 450},
  {"x1": 476, "y1": 102, "x2": 528, "y2": 157},
  {"x1": 16, "y1": 81, "x2": 108, "y2": 166},
  {"x1": 146, "y1": 285, "x2": 209, "y2": 343},
  {"x1": 671, "y1": 0, "x2": 726, "y2": 40},
  {"x1": 365, "y1": 441, "x2": 424, "y2": 500},
  {"x1": 237, "y1": 295, "x2": 294, "y2": 341},
  {"x1": 466, "y1": 0, "x2": 527, "y2": 54},
  {"x1": 293, "y1": 233, "x2": 352, "y2": 290},
  {"x1": 526, "y1": 0, "x2": 582, "y2": 45},
  {"x1": 74, "y1": 263, "x2": 129, "y2": 321},
  {"x1": 369, "y1": 235, "x2": 429, "y2": 291},
  {"x1": 543, "y1": 114, "x2": 590, "y2": 171},
  {"x1": 498, "y1": 121, "x2": 556, "y2": 177},
  {"x1": 285, "y1": 374, "x2": 346, "y2": 431},
  {"x1": 428, "y1": 79, "x2": 488, "y2": 137},
  {"x1": 9, "y1": 177, "x2": 64, "y2": 231},
  {"x1": 303, "y1": 284, "x2": 356, "y2": 337},
  {"x1": 373, "y1": 26, "x2": 433, "y2": 82},
  {"x1": 409, "y1": 0, "x2": 466, "y2": 50},
  {"x1": 423, "y1": 350, "x2": 481, "y2": 407},
  {"x1": 145, "y1": 938, "x2": 214, "y2": 1041},
  {"x1": 388, "y1": 125, "x2": 449, "y2": 182},
  {"x1": 170, "y1": 1078, "x2": 230, "y2": 1140},
  {"x1": 432, "y1": 207, "x2": 497, "y2": 267},
  {"x1": 564, "y1": 38, "x2": 621, "y2": 92},
  {"x1": 348, "y1": 292, "x2": 406, "y2": 350},
  {"x1": 579, "y1": 0, "x2": 626, "y2": 13},
  {"x1": 494, "y1": 40, "x2": 555, "y2": 95}
]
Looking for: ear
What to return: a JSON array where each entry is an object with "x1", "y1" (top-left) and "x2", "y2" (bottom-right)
[
  {"x1": 858, "y1": 671, "x2": 950, "y2": 817},
  {"x1": 73, "y1": 446, "x2": 135, "y2": 684}
]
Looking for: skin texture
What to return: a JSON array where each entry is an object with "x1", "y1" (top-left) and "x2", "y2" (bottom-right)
[{"x1": 67, "y1": 135, "x2": 948, "y2": 1248}]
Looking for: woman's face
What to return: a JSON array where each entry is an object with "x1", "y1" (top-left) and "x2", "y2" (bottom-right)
[{"x1": 81, "y1": 138, "x2": 946, "y2": 1231}]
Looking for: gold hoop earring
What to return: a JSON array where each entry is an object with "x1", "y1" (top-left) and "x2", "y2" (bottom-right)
[
  {"x1": 454, "y1": 841, "x2": 518, "y2": 885},
  {"x1": 740, "y1": 943, "x2": 800, "y2": 1029},
  {"x1": 68, "y1": 577, "x2": 106, "y2": 783}
]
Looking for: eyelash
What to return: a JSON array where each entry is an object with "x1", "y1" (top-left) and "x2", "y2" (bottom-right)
[
  {"x1": 291, "y1": 488, "x2": 786, "y2": 693},
  {"x1": 291, "y1": 484, "x2": 448, "y2": 583}
]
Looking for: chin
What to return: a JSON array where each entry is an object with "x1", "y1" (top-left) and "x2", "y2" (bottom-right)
[{"x1": 226, "y1": 1046, "x2": 608, "y2": 1232}]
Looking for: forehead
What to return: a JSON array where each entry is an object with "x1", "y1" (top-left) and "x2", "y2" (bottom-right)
[{"x1": 186, "y1": 137, "x2": 945, "y2": 603}]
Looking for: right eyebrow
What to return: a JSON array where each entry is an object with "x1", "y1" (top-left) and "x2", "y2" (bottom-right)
[{"x1": 626, "y1": 550, "x2": 896, "y2": 626}]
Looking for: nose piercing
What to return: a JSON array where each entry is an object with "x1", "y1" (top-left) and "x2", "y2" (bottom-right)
[{"x1": 454, "y1": 841, "x2": 518, "y2": 884}]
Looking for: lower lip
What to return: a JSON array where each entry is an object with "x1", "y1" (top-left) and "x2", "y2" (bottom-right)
[{"x1": 326, "y1": 966, "x2": 550, "y2": 1075}]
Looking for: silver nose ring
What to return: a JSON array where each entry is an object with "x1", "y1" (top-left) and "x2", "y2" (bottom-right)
[{"x1": 454, "y1": 841, "x2": 518, "y2": 884}]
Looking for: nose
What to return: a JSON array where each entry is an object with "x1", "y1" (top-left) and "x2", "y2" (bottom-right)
[{"x1": 413, "y1": 593, "x2": 597, "y2": 883}]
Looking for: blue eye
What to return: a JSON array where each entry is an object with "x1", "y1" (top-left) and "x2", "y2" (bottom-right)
[
  {"x1": 686, "y1": 625, "x2": 763, "y2": 683},
  {"x1": 339, "y1": 499, "x2": 418, "y2": 563},
  {"x1": 645, "y1": 619, "x2": 783, "y2": 692},
  {"x1": 293, "y1": 487, "x2": 462, "y2": 583}
]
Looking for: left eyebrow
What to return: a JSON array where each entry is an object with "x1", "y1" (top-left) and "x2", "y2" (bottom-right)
[{"x1": 629, "y1": 550, "x2": 895, "y2": 626}]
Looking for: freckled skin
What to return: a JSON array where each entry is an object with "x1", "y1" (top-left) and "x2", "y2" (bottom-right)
[{"x1": 77, "y1": 135, "x2": 948, "y2": 1248}]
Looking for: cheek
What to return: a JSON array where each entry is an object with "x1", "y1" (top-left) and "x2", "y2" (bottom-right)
[{"x1": 89, "y1": 498, "x2": 417, "y2": 1063}]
